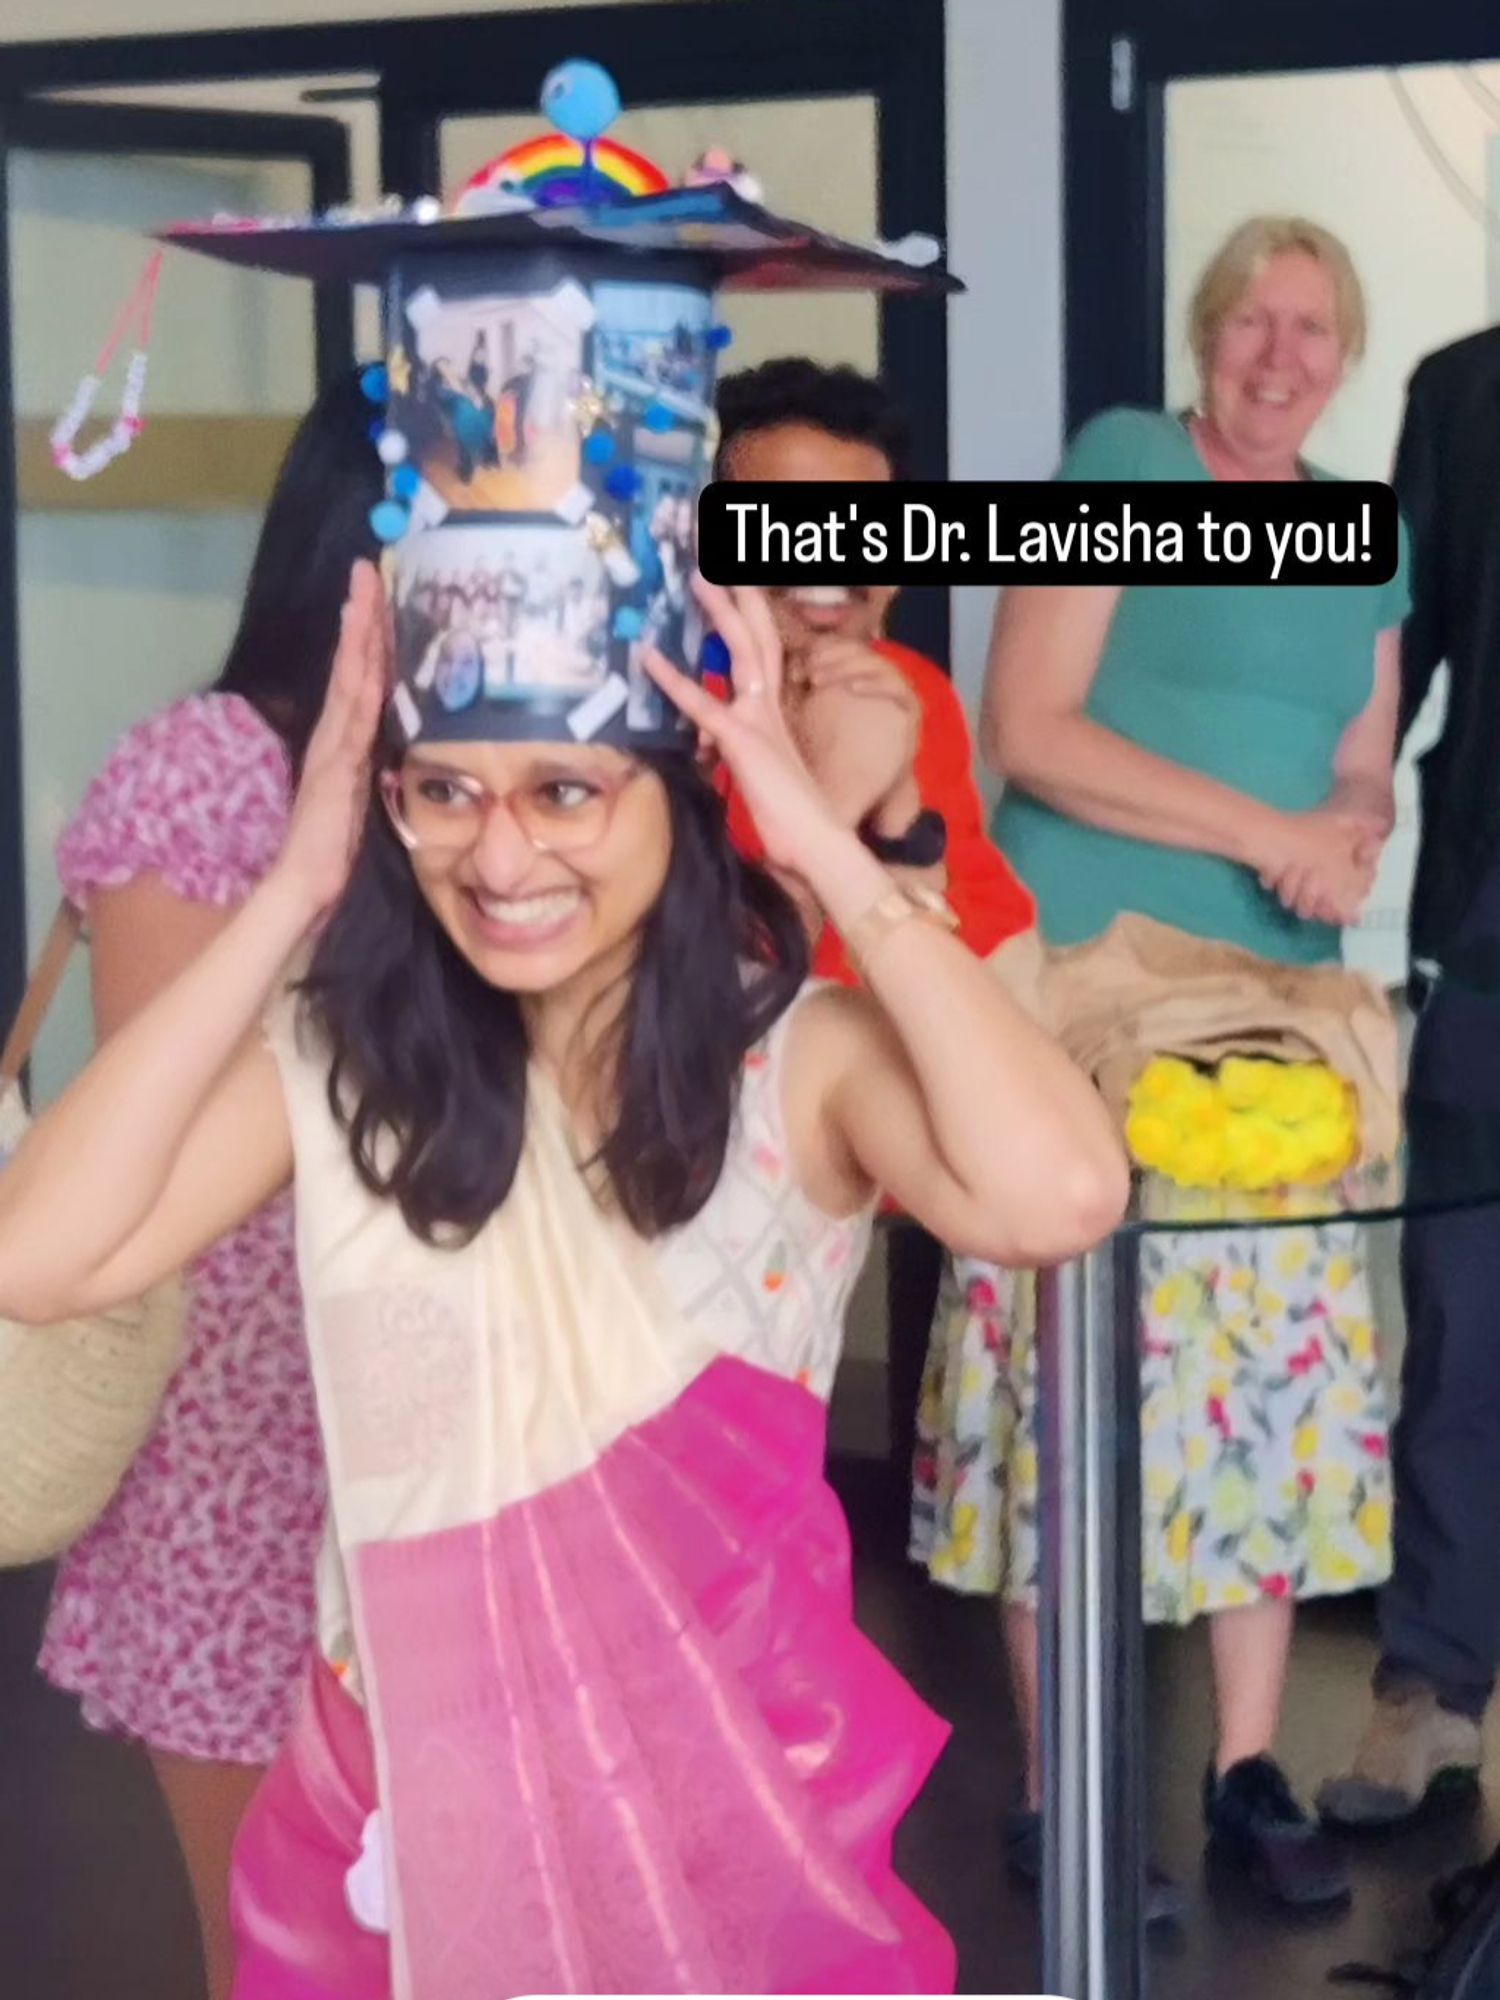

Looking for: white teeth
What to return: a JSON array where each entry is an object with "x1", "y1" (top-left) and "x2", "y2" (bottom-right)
[
  {"x1": 473, "y1": 890, "x2": 581, "y2": 927},
  {"x1": 790, "y1": 586, "x2": 851, "y2": 607}
]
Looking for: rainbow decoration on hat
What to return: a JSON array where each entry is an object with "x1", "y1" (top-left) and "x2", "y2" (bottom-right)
[{"x1": 455, "y1": 134, "x2": 669, "y2": 213}]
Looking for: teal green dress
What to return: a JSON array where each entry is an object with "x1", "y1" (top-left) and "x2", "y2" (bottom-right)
[
  {"x1": 912, "y1": 408, "x2": 1408, "y2": 1623},
  {"x1": 993, "y1": 406, "x2": 1411, "y2": 963}
]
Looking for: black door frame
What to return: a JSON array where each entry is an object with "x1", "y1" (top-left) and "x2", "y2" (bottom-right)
[
  {"x1": 1064, "y1": 0, "x2": 1500, "y2": 432},
  {"x1": 0, "y1": 1, "x2": 952, "y2": 1030},
  {"x1": 0, "y1": 96, "x2": 352, "y2": 1036}
]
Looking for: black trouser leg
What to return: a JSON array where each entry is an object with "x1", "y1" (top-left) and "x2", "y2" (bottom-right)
[
  {"x1": 1379, "y1": 982, "x2": 1500, "y2": 1717},
  {"x1": 885, "y1": 1222, "x2": 944, "y2": 1477}
]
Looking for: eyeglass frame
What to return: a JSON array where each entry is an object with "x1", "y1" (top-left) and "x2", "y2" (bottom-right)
[{"x1": 378, "y1": 757, "x2": 645, "y2": 858}]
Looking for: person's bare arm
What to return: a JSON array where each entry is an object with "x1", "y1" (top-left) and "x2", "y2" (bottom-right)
[
  {"x1": 980, "y1": 583, "x2": 1374, "y2": 923},
  {"x1": 981, "y1": 585, "x2": 1272, "y2": 859},
  {"x1": 1327, "y1": 626, "x2": 1400, "y2": 836},
  {"x1": 785, "y1": 928, "x2": 1128, "y2": 1267},
  {"x1": 1265, "y1": 626, "x2": 1399, "y2": 927},
  {"x1": 88, "y1": 878, "x2": 236, "y2": 1044},
  {"x1": 0, "y1": 883, "x2": 305, "y2": 1322},
  {"x1": 648, "y1": 582, "x2": 1129, "y2": 1270},
  {"x1": 0, "y1": 560, "x2": 387, "y2": 1323}
]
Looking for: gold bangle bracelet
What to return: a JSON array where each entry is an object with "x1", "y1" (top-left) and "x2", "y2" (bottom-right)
[{"x1": 843, "y1": 883, "x2": 959, "y2": 978}]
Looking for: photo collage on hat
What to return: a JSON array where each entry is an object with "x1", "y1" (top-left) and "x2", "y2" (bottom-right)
[{"x1": 383, "y1": 249, "x2": 718, "y2": 745}]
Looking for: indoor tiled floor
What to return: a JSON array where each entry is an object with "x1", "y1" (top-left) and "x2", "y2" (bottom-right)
[{"x1": 847, "y1": 1455, "x2": 1500, "y2": 2000}]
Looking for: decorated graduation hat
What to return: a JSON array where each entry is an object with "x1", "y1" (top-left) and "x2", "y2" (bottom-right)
[{"x1": 134, "y1": 62, "x2": 961, "y2": 752}]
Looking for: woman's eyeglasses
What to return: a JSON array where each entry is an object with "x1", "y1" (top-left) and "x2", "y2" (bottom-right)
[{"x1": 380, "y1": 761, "x2": 641, "y2": 857}]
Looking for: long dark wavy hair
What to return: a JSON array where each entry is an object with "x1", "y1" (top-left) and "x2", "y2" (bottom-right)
[
  {"x1": 298, "y1": 751, "x2": 809, "y2": 1245},
  {"x1": 211, "y1": 369, "x2": 383, "y2": 772}
]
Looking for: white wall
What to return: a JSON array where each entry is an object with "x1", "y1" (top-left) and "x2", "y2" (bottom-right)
[{"x1": 945, "y1": 0, "x2": 1063, "y2": 735}]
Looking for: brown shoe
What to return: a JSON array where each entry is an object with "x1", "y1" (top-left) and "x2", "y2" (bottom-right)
[{"x1": 1317, "y1": 1683, "x2": 1482, "y2": 1828}]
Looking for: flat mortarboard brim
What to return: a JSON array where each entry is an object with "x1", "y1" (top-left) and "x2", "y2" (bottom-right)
[{"x1": 158, "y1": 184, "x2": 963, "y2": 297}]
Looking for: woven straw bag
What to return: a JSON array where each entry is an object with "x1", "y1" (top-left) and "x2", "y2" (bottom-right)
[{"x1": 0, "y1": 902, "x2": 186, "y2": 1567}]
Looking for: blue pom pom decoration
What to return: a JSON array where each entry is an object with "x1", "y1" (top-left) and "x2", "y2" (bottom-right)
[
  {"x1": 642, "y1": 402, "x2": 675, "y2": 433},
  {"x1": 706, "y1": 324, "x2": 734, "y2": 352},
  {"x1": 583, "y1": 431, "x2": 616, "y2": 466},
  {"x1": 360, "y1": 363, "x2": 389, "y2": 405},
  {"x1": 612, "y1": 606, "x2": 645, "y2": 641},
  {"x1": 604, "y1": 464, "x2": 643, "y2": 502},
  {"x1": 391, "y1": 464, "x2": 422, "y2": 501},
  {"x1": 369, "y1": 499, "x2": 410, "y2": 544}
]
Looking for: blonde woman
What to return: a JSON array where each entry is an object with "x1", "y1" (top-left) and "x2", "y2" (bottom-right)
[{"x1": 915, "y1": 218, "x2": 1407, "y2": 1912}]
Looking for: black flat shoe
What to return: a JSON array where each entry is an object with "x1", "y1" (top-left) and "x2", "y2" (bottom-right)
[
  {"x1": 1004, "y1": 1805, "x2": 1188, "y2": 1927},
  {"x1": 1204, "y1": 1755, "x2": 1350, "y2": 1909}
]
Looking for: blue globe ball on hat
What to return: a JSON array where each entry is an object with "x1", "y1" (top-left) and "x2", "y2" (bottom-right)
[{"x1": 539, "y1": 59, "x2": 622, "y2": 144}]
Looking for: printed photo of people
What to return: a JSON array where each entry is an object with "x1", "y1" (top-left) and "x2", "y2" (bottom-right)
[
  {"x1": 393, "y1": 525, "x2": 611, "y2": 709},
  {"x1": 593, "y1": 281, "x2": 715, "y2": 428},
  {"x1": 623, "y1": 473, "x2": 700, "y2": 731},
  {"x1": 393, "y1": 271, "x2": 592, "y2": 515}
]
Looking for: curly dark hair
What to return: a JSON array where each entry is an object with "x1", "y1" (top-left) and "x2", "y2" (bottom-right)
[
  {"x1": 297, "y1": 752, "x2": 809, "y2": 1245},
  {"x1": 714, "y1": 357, "x2": 912, "y2": 481}
]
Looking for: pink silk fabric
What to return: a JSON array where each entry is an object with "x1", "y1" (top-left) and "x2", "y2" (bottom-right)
[
  {"x1": 231, "y1": 1648, "x2": 386, "y2": 2000},
  {"x1": 232, "y1": 1356, "x2": 954, "y2": 1997}
]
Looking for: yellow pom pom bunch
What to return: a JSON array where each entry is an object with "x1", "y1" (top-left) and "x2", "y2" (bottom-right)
[{"x1": 1125, "y1": 1055, "x2": 1359, "y2": 1192}]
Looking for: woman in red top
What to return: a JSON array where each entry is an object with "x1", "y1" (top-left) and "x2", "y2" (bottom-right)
[{"x1": 713, "y1": 359, "x2": 1034, "y2": 975}]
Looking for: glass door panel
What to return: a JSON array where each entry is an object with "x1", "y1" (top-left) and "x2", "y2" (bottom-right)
[
  {"x1": 45, "y1": 76, "x2": 383, "y2": 355},
  {"x1": 5, "y1": 124, "x2": 332, "y2": 1100}
]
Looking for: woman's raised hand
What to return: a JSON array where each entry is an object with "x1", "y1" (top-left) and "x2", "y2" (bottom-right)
[
  {"x1": 641, "y1": 577, "x2": 849, "y2": 874},
  {"x1": 270, "y1": 559, "x2": 389, "y2": 924}
]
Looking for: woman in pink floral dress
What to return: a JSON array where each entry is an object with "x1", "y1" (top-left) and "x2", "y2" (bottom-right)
[{"x1": 38, "y1": 371, "x2": 381, "y2": 2000}]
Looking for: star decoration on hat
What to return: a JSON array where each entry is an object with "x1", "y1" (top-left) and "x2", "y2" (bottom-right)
[
  {"x1": 567, "y1": 377, "x2": 608, "y2": 433},
  {"x1": 387, "y1": 344, "x2": 411, "y2": 397}
]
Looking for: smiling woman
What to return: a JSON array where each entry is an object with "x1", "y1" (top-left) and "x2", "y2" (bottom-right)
[
  {"x1": 384, "y1": 753, "x2": 646, "y2": 946},
  {"x1": 313, "y1": 730, "x2": 787, "y2": 1242},
  {"x1": 1187, "y1": 217, "x2": 1367, "y2": 474},
  {"x1": 0, "y1": 55, "x2": 1018, "y2": 1987},
  {"x1": 0, "y1": 557, "x2": 1126, "y2": 1999}
]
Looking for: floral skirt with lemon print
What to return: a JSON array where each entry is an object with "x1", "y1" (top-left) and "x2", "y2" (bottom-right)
[{"x1": 909, "y1": 1214, "x2": 1392, "y2": 1624}]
